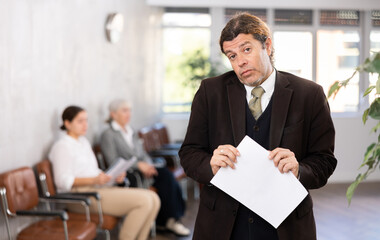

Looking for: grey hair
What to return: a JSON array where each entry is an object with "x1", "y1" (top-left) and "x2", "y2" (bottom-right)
[
  {"x1": 108, "y1": 99, "x2": 132, "y2": 113},
  {"x1": 106, "y1": 99, "x2": 132, "y2": 123}
]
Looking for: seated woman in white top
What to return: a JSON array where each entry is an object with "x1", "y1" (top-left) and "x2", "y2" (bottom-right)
[{"x1": 49, "y1": 105, "x2": 160, "y2": 240}]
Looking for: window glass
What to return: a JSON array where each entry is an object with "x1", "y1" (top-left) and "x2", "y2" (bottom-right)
[
  {"x1": 317, "y1": 30, "x2": 360, "y2": 112},
  {"x1": 274, "y1": 9, "x2": 313, "y2": 25},
  {"x1": 162, "y1": 12, "x2": 211, "y2": 113},
  {"x1": 273, "y1": 31, "x2": 313, "y2": 80},
  {"x1": 225, "y1": 8, "x2": 267, "y2": 23},
  {"x1": 163, "y1": 11, "x2": 211, "y2": 27},
  {"x1": 369, "y1": 31, "x2": 380, "y2": 104},
  {"x1": 371, "y1": 10, "x2": 380, "y2": 27},
  {"x1": 320, "y1": 10, "x2": 360, "y2": 26}
]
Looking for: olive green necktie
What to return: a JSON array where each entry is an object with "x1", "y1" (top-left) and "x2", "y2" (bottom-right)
[{"x1": 248, "y1": 86, "x2": 265, "y2": 120}]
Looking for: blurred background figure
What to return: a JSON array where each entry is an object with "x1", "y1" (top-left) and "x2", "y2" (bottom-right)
[
  {"x1": 49, "y1": 105, "x2": 160, "y2": 240},
  {"x1": 100, "y1": 99, "x2": 190, "y2": 236}
]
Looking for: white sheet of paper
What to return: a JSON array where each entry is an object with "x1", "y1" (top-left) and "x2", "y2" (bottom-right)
[
  {"x1": 210, "y1": 135, "x2": 308, "y2": 228},
  {"x1": 105, "y1": 157, "x2": 137, "y2": 186}
]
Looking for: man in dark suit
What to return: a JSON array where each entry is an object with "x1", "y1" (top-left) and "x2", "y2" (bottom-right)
[{"x1": 179, "y1": 13, "x2": 337, "y2": 240}]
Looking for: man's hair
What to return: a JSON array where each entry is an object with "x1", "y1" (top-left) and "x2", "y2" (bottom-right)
[{"x1": 219, "y1": 12, "x2": 274, "y2": 65}]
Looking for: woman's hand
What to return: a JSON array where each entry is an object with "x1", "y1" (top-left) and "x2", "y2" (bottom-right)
[
  {"x1": 94, "y1": 172, "x2": 111, "y2": 185},
  {"x1": 137, "y1": 162, "x2": 158, "y2": 178},
  {"x1": 115, "y1": 172, "x2": 127, "y2": 184}
]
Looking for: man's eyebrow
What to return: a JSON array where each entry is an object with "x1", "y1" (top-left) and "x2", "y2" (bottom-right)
[
  {"x1": 224, "y1": 41, "x2": 252, "y2": 55},
  {"x1": 239, "y1": 41, "x2": 251, "y2": 48}
]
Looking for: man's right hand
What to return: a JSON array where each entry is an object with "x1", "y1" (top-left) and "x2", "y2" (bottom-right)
[{"x1": 210, "y1": 145, "x2": 240, "y2": 175}]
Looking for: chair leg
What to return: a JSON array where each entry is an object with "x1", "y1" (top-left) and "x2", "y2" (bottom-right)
[
  {"x1": 62, "y1": 220, "x2": 69, "y2": 240},
  {"x1": 104, "y1": 229, "x2": 110, "y2": 240},
  {"x1": 193, "y1": 178, "x2": 200, "y2": 200},
  {"x1": 179, "y1": 178, "x2": 188, "y2": 201},
  {"x1": 1, "y1": 188, "x2": 13, "y2": 240},
  {"x1": 150, "y1": 221, "x2": 156, "y2": 237},
  {"x1": 97, "y1": 229, "x2": 110, "y2": 240}
]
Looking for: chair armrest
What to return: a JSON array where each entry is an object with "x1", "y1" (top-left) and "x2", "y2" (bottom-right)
[
  {"x1": 161, "y1": 143, "x2": 182, "y2": 150},
  {"x1": 58, "y1": 192, "x2": 100, "y2": 200},
  {"x1": 16, "y1": 209, "x2": 68, "y2": 221},
  {"x1": 149, "y1": 149, "x2": 178, "y2": 157},
  {"x1": 41, "y1": 195, "x2": 91, "y2": 206},
  {"x1": 52, "y1": 192, "x2": 104, "y2": 227},
  {"x1": 40, "y1": 196, "x2": 91, "y2": 222}
]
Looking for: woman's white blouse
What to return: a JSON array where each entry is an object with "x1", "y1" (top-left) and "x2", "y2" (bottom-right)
[{"x1": 49, "y1": 134, "x2": 101, "y2": 192}]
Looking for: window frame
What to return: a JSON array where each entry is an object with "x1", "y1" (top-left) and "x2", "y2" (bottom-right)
[
  {"x1": 161, "y1": 8, "x2": 211, "y2": 115},
  {"x1": 161, "y1": 8, "x2": 377, "y2": 117}
]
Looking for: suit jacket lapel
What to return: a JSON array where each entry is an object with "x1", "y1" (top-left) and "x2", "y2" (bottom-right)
[
  {"x1": 115, "y1": 130, "x2": 136, "y2": 155},
  {"x1": 269, "y1": 71, "x2": 293, "y2": 150},
  {"x1": 227, "y1": 76, "x2": 246, "y2": 146}
]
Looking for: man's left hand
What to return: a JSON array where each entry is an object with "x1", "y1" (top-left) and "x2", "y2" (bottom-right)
[{"x1": 268, "y1": 148, "x2": 299, "y2": 177}]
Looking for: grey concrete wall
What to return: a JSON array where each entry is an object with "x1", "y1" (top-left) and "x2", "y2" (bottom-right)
[{"x1": 0, "y1": 1, "x2": 162, "y2": 237}]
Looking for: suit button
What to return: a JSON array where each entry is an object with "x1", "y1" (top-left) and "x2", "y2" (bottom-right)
[
  {"x1": 248, "y1": 217, "x2": 254, "y2": 223},
  {"x1": 253, "y1": 125, "x2": 259, "y2": 131},
  {"x1": 232, "y1": 210, "x2": 237, "y2": 216}
]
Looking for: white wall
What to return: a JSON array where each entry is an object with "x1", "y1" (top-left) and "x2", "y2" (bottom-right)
[
  {"x1": 0, "y1": 1, "x2": 164, "y2": 238},
  {"x1": 330, "y1": 117, "x2": 380, "y2": 182},
  {"x1": 0, "y1": 0, "x2": 162, "y2": 173}
]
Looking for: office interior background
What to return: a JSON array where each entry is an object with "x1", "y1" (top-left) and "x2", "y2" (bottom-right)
[{"x1": 0, "y1": 0, "x2": 379, "y2": 239}]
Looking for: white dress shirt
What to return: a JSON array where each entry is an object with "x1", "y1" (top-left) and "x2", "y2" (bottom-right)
[
  {"x1": 111, "y1": 121, "x2": 135, "y2": 149},
  {"x1": 244, "y1": 70, "x2": 276, "y2": 112},
  {"x1": 49, "y1": 134, "x2": 101, "y2": 192}
]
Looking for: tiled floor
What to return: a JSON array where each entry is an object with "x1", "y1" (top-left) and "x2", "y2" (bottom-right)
[
  {"x1": 149, "y1": 181, "x2": 380, "y2": 240},
  {"x1": 310, "y1": 182, "x2": 380, "y2": 240}
]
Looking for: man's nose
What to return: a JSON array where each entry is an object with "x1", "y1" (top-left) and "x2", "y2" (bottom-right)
[{"x1": 237, "y1": 55, "x2": 247, "y2": 67}]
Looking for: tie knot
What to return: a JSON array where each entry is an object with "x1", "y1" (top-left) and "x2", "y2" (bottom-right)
[{"x1": 251, "y1": 86, "x2": 265, "y2": 98}]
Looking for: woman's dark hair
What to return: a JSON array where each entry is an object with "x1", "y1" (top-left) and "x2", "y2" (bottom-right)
[
  {"x1": 219, "y1": 12, "x2": 274, "y2": 65},
  {"x1": 60, "y1": 105, "x2": 85, "y2": 130}
]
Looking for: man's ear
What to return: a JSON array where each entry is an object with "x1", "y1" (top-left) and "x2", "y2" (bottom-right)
[{"x1": 265, "y1": 37, "x2": 272, "y2": 56}]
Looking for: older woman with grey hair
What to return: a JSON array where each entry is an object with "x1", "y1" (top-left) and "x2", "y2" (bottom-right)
[{"x1": 100, "y1": 99, "x2": 190, "y2": 236}]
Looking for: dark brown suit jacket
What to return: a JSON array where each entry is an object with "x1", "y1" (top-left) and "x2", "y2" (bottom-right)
[{"x1": 179, "y1": 70, "x2": 337, "y2": 240}]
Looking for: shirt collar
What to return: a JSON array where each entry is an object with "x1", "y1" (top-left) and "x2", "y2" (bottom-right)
[
  {"x1": 62, "y1": 133, "x2": 83, "y2": 143},
  {"x1": 111, "y1": 121, "x2": 133, "y2": 134}
]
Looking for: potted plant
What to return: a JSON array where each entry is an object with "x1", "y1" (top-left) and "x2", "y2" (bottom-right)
[{"x1": 328, "y1": 51, "x2": 380, "y2": 204}]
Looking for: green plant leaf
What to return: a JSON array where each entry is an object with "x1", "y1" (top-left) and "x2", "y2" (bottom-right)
[
  {"x1": 347, "y1": 174, "x2": 364, "y2": 205},
  {"x1": 362, "y1": 108, "x2": 370, "y2": 124},
  {"x1": 360, "y1": 143, "x2": 376, "y2": 168},
  {"x1": 364, "y1": 86, "x2": 376, "y2": 97},
  {"x1": 369, "y1": 98, "x2": 380, "y2": 120},
  {"x1": 330, "y1": 51, "x2": 380, "y2": 204},
  {"x1": 371, "y1": 121, "x2": 380, "y2": 133},
  {"x1": 361, "y1": 52, "x2": 380, "y2": 73},
  {"x1": 328, "y1": 81, "x2": 341, "y2": 99},
  {"x1": 372, "y1": 52, "x2": 380, "y2": 73}
]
